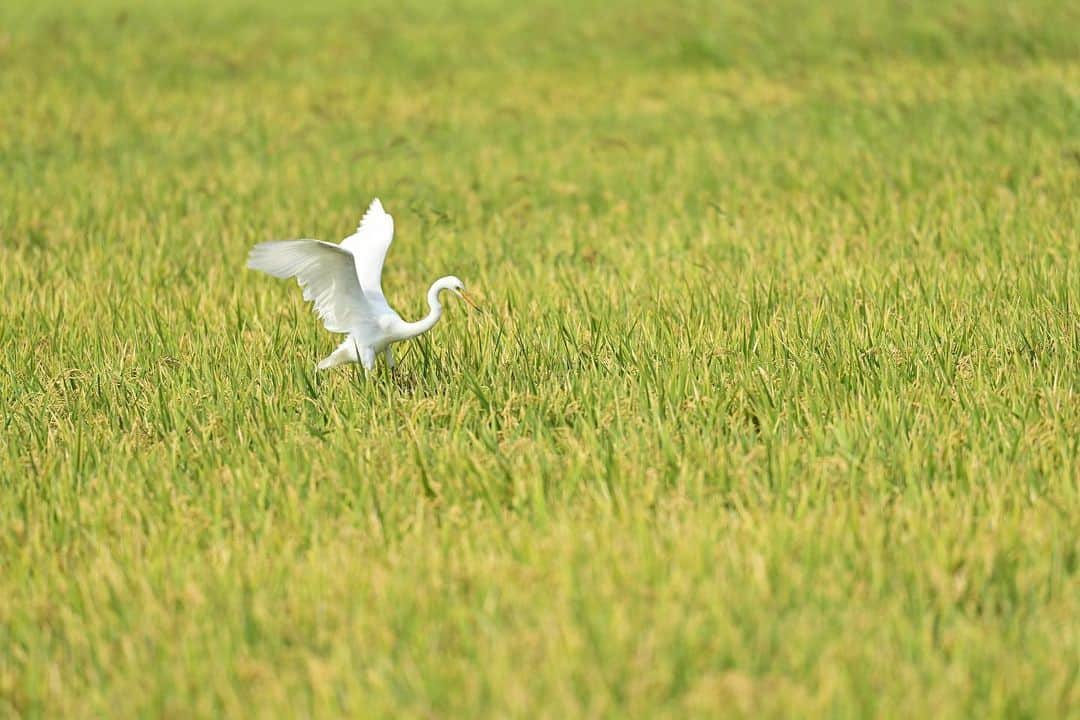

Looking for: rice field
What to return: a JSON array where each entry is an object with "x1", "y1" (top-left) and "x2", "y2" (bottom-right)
[{"x1": 1, "y1": 0, "x2": 1078, "y2": 716}]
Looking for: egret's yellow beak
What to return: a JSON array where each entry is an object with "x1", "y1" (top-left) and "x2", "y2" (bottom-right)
[{"x1": 458, "y1": 290, "x2": 480, "y2": 311}]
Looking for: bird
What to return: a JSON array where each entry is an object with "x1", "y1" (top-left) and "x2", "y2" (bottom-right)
[{"x1": 247, "y1": 198, "x2": 478, "y2": 372}]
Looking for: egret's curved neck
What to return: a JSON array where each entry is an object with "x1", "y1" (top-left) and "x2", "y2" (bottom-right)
[{"x1": 398, "y1": 282, "x2": 446, "y2": 340}]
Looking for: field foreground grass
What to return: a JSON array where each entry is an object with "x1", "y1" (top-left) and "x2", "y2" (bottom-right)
[{"x1": 1, "y1": 0, "x2": 1079, "y2": 716}]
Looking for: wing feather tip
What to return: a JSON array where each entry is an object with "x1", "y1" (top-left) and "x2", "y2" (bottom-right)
[{"x1": 361, "y1": 197, "x2": 389, "y2": 224}]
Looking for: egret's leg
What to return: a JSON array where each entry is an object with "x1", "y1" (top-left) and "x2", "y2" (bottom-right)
[
  {"x1": 359, "y1": 346, "x2": 377, "y2": 372},
  {"x1": 384, "y1": 347, "x2": 395, "y2": 370},
  {"x1": 317, "y1": 339, "x2": 358, "y2": 371}
]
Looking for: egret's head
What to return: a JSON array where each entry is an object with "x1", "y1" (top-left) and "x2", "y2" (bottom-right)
[{"x1": 439, "y1": 275, "x2": 479, "y2": 310}]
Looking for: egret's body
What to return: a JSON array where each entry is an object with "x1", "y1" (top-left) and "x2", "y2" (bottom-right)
[{"x1": 247, "y1": 198, "x2": 476, "y2": 371}]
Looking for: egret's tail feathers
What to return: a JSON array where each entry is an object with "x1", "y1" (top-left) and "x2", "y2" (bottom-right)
[{"x1": 317, "y1": 339, "x2": 358, "y2": 371}]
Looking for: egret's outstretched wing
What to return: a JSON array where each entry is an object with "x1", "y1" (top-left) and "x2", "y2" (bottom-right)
[
  {"x1": 339, "y1": 198, "x2": 394, "y2": 298},
  {"x1": 247, "y1": 240, "x2": 371, "y2": 334}
]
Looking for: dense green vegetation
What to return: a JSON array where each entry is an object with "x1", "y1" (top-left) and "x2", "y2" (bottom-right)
[{"x1": 2, "y1": 0, "x2": 1078, "y2": 716}]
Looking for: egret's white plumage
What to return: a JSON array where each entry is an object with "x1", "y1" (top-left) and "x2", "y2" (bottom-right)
[{"x1": 247, "y1": 198, "x2": 477, "y2": 371}]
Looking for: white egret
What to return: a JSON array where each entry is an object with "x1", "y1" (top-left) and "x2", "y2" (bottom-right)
[{"x1": 247, "y1": 198, "x2": 478, "y2": 371}]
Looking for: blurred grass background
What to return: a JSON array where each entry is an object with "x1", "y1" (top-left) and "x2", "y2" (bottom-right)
[{"x1": 1, "y1": 0, "x2": 1078, "y2": 717}]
